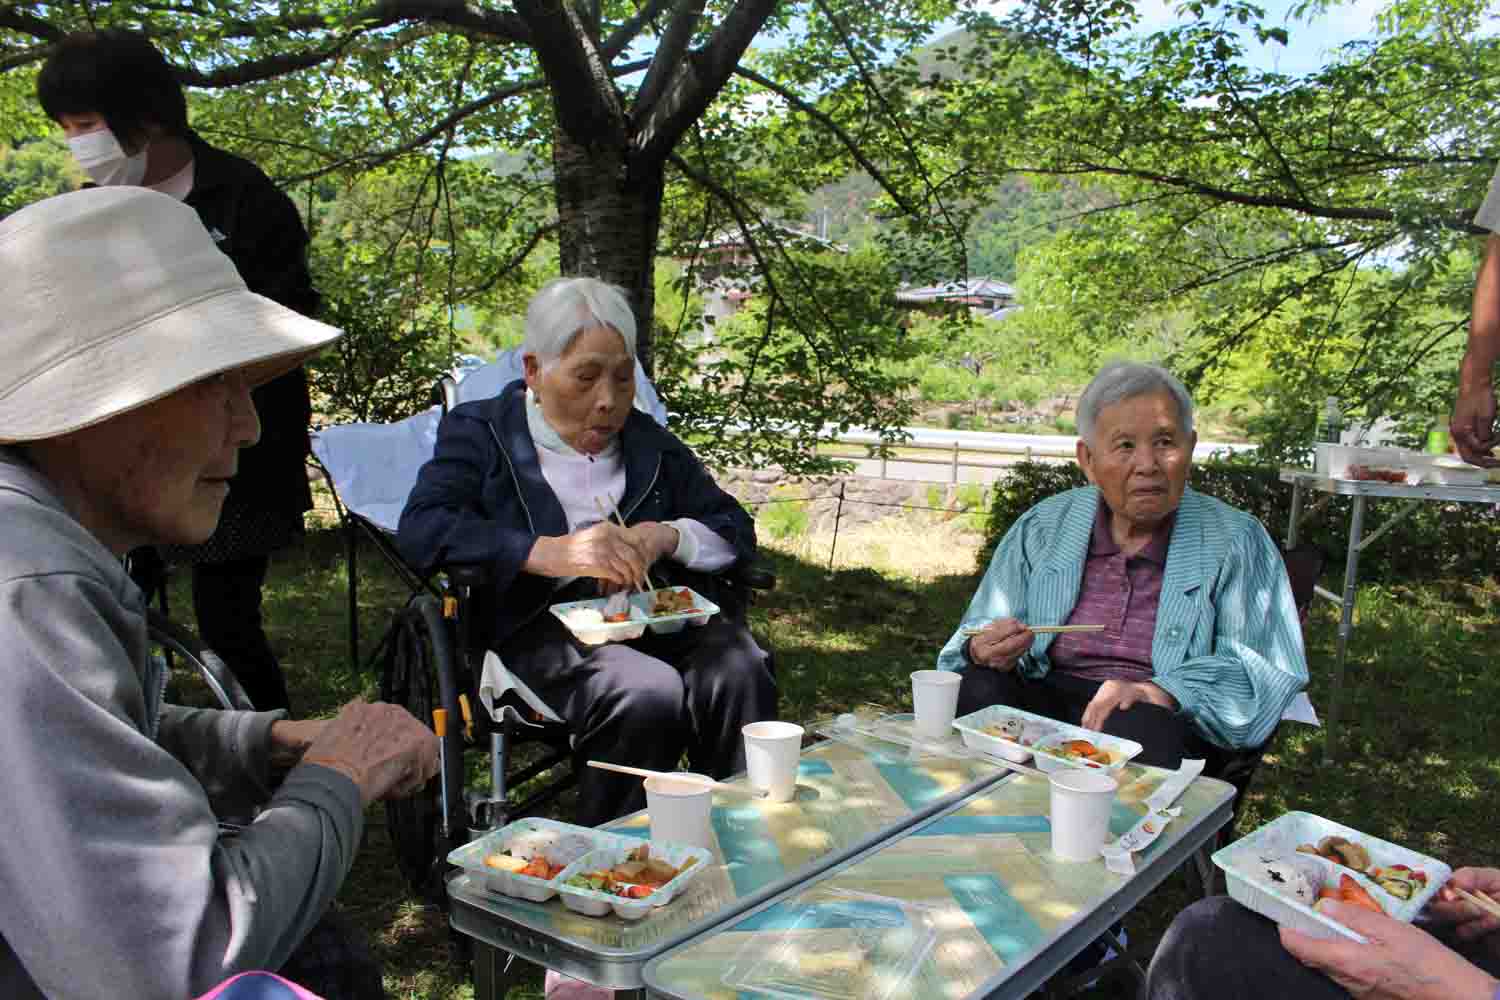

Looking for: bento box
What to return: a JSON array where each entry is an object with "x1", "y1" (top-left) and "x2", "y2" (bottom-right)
[
  {"x1": 446, "y1": 818, "x2": 634, "y2": 902},
  {"x1": 553, "y1": 840, "x2": 712, "y2": 920},
  {"x1": 951, "y1": 704, "x2": 1142, "y2": 772},
  {"x1": 550, "y1": 586, "x2": 719, "y2": 645},
  {"x1": 1213, "y1": 811, "x2": 1451, "y2": 943}
]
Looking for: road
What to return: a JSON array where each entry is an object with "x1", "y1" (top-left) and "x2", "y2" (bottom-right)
[{"x1": 821, "y1": 426, "x2": 1255, "y2": 485}]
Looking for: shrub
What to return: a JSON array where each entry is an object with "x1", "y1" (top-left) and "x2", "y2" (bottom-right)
[
  {"x1": 979, "y1": 461, "x2": 1500, "y2": 583},
  {"x1": 758, "y1": 488, "x2": 810, "y2": 540}
]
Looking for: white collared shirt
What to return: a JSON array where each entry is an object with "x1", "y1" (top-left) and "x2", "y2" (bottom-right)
[{"x1": 526, "y1": 390, "x2": 734, "y2": 574}]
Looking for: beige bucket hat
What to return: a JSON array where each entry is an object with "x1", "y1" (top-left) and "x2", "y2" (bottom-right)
[{"x1": 0, "y1": 186, "x2": 341, "y2": 443}]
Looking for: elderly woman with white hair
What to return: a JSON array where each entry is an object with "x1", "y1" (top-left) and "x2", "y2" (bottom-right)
[
  {"x1": 398, "y1": 277, "x2": 777, "y2": 826},
  {"x1": 936, "y1": 361, "x2": 1307, "y2": 768}
]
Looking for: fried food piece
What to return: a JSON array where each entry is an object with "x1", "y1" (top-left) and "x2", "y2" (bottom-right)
[
  {"x1": 650, "y1": 588, "x2": 697, "y2": 615},
  {"x1": 484, "y1": 853, "x2": 529, "y2": 873}
]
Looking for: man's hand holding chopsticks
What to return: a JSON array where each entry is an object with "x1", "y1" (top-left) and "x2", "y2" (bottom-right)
[{"x1": 965, "y1": 617, "x2": 1034, "y2": 671}]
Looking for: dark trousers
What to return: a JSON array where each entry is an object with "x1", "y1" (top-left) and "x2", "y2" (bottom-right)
[
  {"x1": 193, "y1": 556, "x2": 290, "y2": 714},
  {"x1": 500, "y1": 613, "x2": 777, "y2": 827},
  {"x1": 1145, "y1": 895, "x2": 1500, "y2": 999},
  {"x1": 276, "y1": 907, "x2": 384, "y2": 999},
  {"x1": 957, "y1": 666, "x2": 1211, "y2": 770}
]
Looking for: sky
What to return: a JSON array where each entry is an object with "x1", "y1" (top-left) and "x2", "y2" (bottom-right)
[{"x1": 977, "y1": 0, "x2": 1388, "y2": 75}]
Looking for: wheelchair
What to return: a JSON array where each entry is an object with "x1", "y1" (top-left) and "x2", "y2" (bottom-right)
[{"x1": 374, "y1": 557, "x2": 776, "y2": 898}]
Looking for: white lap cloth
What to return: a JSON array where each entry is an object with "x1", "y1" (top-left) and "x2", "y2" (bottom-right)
[{"x1": 1281, "y1": 691, "x2": 1319, "y2": 726}]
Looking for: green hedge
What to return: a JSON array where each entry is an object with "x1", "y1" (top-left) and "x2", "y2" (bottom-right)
[{"x1": 980, "y1": 462, "x2": 1500, "y2": 583}]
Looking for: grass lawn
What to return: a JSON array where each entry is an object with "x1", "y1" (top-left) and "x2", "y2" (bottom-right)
[{"x1": 164, "y1": 502, "x2": 1500, "y2": 999}]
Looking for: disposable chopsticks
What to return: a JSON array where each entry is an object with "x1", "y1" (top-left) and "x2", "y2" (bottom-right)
[
  {"x1": 585, "y1": 759, "x2": 766, "y2": 798},
  {"x1": 960, "y1": 623, "x2": 1107, "y2": 637}
]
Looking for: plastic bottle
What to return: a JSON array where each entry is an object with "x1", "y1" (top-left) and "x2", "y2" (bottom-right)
[
  {"x1": 1425, "y1": 414, "x2": 1451, "y2": 455},
  {"x1": 1313, "y1": 397, "x2": 1343, "y2": 474},
  {"x1": 1315, "y1": 397, "x2": 1344, "y2": 445}
]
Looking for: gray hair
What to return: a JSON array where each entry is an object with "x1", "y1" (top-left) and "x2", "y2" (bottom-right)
[
  {"x1": 1076, "y1": 361, "x2": 1195, "y2": 445},
  {"x1": 522, "y1": 276, "x2": 637, "y2": 367}
]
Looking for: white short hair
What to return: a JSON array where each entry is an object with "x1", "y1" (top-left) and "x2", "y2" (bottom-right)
[
  {"x1": 1076, "y1": 361, "x2": 1195, "y2": 445},
  {"x1": 522, "y1": 277, "x2": 637, "y2": 367}
]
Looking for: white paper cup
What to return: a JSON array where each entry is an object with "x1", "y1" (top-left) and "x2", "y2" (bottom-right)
[
  {"x1": 1049, "y1": 768, "x2": 1118, "y2": 862},
  {"x1": 645, "y1": 773, "x2": 714, "y2": 849},
  {"x1": 742, "y1": 721, "x2": 804, "y2": 802},
  {"x1": 910, "y1": 670, "x2": 962, "y2": 740}
]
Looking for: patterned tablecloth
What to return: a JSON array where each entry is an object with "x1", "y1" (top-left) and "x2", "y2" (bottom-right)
[
  {"x1": 642, "y1": 764, "x2": 1236, "y2": 1000},
  {"x1": 447, "y1": 725, "x2": 1012, "y2": 973}
]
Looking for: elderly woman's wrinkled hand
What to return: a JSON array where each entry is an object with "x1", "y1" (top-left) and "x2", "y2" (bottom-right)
[
  {"x1": 1429, "y1": 868, "x2": 1500, "y2": 941},
  {"x1": 1080, "y1": 679, "x2": 1177, "y2": 732},
  {"x1": 1281, "y1": 900, "x2": 1499, "y2": 1000},
  {"x1": 527, "y1": 521, "x2": 652, "y2": 586},
  {"x1": 301, "y1": 700, "x2": 440, "y2": 806},
  {"x1": 626, "y1": 521, "x2": 680, "y2": 565},
  {"x1": 967, "y1": 618, "x2": 1033, "y2": 671}
]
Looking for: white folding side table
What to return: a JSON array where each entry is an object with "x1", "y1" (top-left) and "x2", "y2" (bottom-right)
[{"x1": 1280, "y1": 469, "x2": 1500, "y2": 760}]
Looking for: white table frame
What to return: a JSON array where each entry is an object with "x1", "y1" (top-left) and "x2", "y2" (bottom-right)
[{"x1": 1280, "y1": 469, "x2": 1500, "y2": 761}]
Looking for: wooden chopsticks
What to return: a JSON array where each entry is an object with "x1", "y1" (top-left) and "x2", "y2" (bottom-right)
[
  {"x1": 593, "y1": 495, "x2": 658, "y2": 594},
  {"x1": 1456, "y1": 887, "x2": 1500, "y2": 920},
  {"x1": 960, "y1": 623, "x2": 1107, "y2": 637}
]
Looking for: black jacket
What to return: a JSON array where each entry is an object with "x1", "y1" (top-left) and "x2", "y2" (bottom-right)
[
  {"x1": 396, "y1": 381, "x2": 757, "y2": 648},
  {"x1": 183, "y1": 131, "x2": 319, "y2": 515}
]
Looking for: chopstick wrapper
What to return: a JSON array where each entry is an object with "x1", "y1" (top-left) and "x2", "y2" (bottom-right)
[{"x1": 1100, "y1": 758, "x2": 1206, "y2": 874}]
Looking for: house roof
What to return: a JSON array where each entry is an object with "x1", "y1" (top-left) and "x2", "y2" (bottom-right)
[{"x1": 895, "y1": 277, "x2": 1017, "y2": 304}]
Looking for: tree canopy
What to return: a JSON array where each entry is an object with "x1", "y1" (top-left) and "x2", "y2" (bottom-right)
[{"x1": 3, "y1": 0, "x2": 1496, "y2": 465}]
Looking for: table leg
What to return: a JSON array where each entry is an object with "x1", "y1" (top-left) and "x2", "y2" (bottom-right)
[
  {"x1": 1325, "y1": 495, "x2": 1366, "y2": 763},
  {"x1": 472, "y1": 940, "x2": 527, "y2": 1000}
]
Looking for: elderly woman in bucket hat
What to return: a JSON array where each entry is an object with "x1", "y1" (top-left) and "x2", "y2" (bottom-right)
[{"x1": 0, "y1": 187, "x2": 437, "y2": 999}]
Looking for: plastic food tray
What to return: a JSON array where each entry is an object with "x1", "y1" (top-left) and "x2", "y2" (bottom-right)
[
  {"x1": 446, "y1": 818, "x2": 637, "y2": 902},
  {"x1": 554, "y1": 841, "x2": 713, "y2": 920},
  {"x1": 550, "y1": 587, "x2": 719, "y2": 645},
  {"x1": 1408, "y1": 454, "x2": 1490, "y2": 486},
  {"x1": 952, "y1": 704, "x2": 1141, "y2": 773},
  {"x1": 721, "y1": 889, "x2": 939, "y2": 1000},
  {"x1": 1213, "y1": 811, "x2": 1451, "y2": 943}
]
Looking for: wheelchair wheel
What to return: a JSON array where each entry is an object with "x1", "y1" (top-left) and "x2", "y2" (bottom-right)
[
  {"x1": 379, "y1": 595, "x2": 466, "y2": 894},
  {"x1": 147, "y1": 609, "x2": 255, "y2": 712}
]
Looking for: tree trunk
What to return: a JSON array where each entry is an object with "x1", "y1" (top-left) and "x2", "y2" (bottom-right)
[{"x1": 553, "y1": 128, "x2": 665, "y2": 376}]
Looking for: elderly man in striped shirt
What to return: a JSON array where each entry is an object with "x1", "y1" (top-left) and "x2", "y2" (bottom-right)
[{"x1": 936, "y1": 361, "x2": 1308, "y2": 770}]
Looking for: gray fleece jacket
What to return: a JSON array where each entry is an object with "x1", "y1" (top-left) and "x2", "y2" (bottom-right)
[{"x1": 0, "y1": 448, "x2": 363, "y2": 999}]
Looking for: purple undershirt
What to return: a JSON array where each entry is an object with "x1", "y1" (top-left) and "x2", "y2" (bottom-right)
[{"x1": 1048, "y1": 502, "x2": 1175, "y2": 684}]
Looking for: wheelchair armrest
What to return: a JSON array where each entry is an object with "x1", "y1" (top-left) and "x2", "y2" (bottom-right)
[
  {"x1": 730, "y1": 560, "x2": 776, "y2": 591},
  {"x1": 444, "y1": 562, "x2": 492, "y2": 589}
]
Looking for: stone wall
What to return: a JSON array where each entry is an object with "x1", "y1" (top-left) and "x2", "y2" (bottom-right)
[{"x1": 715, "y1": 468, "x2": 987, "y2": 534}]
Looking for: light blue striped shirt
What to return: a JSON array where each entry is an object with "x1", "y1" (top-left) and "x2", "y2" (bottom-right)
[{"x1": 937, "y1": 486, "x2": 1308, "y2": 749}]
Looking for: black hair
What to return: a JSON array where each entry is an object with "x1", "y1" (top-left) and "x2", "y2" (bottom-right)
[{"x1": 36, "y1": 30, "x2": 189, "y2": 146}]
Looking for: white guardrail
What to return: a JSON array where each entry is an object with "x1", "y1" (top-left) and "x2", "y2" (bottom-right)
[{"x1": 816, "y1": 425, "x2": 1257, "y2": 483}]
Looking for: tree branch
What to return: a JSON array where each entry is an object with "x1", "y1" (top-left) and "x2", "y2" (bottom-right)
[
  {"x1": 1008, "y1": 160, "x2": 1490, "y2": 235},
  {"x1": 602, "y1": 0, "x2": 676, "y2": 58},
  {"x1": 633, "y1": 0, "x2": 776, "y2": 163},
  {"x1": 636, "y1": 0, "x2": 703, "y2": 115},
  {"x1": 513, "y1": 0, "x2": 627, "y2": 148},
  {"x1": 0, "y1": 5, "x2": 66, "y2": 43},
  {"x1": 731, "y1": 65, "x2": 920, "y2": 219}
]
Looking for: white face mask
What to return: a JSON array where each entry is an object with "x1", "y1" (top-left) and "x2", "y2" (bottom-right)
[{"x1": 67, "y1": 128, "x2": 149, "y2": 187}]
